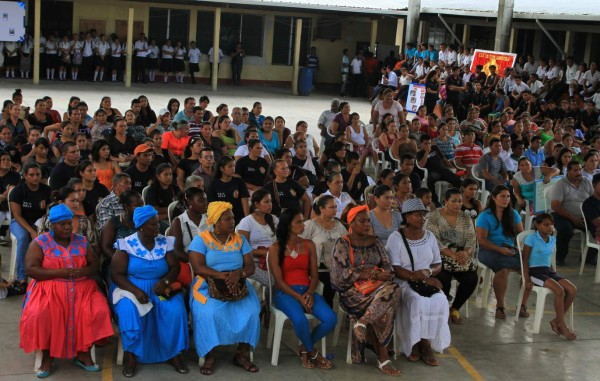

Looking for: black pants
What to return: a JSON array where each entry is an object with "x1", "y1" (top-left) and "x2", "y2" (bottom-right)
[
  {"x1": 318, "y1": 271, "x2": 336, "y2": 308},
  {"x1": 209, "y1": 63, "x2": 220, "y2": 83},
  {"x1": 436, "y1": 268, "x2": 478, "y2": 310},
  {"x1": 81, "y1": 56, "x2": 94, "y2": 81},
  {"x1": 350, "y1": 73, "x2": 365, "y2": 97},
  {"x1": 427, "y1": 168, "x2": 462, "y2": 205},
  {"x1": 231, "y1": 62, "x2": 242, "y2": 85},
  {"x1": 134, "y1": 56, "x2": 147, "y2": 82}
]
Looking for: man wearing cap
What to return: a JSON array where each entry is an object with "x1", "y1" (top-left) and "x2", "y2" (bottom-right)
[
  {"x1": 49, "y1": 141, "x2": 80, "y2": 190},
  {"x1": 96, "y1": 173, "x2": 132, "y2": 230},
  {"x1": 173, "y1": 97, "x2": 196, "y2": 123},
  {"x1": 125, "y1": 145, "x2": 156, "y2": 195}
]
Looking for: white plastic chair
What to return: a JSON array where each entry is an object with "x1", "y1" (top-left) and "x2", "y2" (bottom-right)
[
  {"x1": 476, "y1": 261, "x2": 494, "y2": 308},
  {"x1": 579, "y1": 204, "x2": 600, "y2": 283},
  {"x1": 370, "y1": 137, "x2": 386, "y2": 175},
  {"x1": 450, "y1": 278, "x2": 469, "y2": 318},
  {"x1": 471, "y1": 164, "x2": 489, "y2": 207},
  {"x1": 514, "y1": 230, "x2": 574, "y2": 333},
  {"x1": 167, "y1": 201, "x2": 178, "y2": 225},
  {"x1": 265, "y1": 252, "x2": 326, "y2": 366},
  {"x1": 141, "y1": 186, "x2": 150, "y2": 205},
  {"x1": 7, "y1": 188, "x2": 19, "y2": 280}
]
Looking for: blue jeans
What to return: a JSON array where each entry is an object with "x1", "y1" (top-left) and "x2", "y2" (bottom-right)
[
  {"x1": 274, "y1": 285, "x2": 337, "y2": 352},
  {"x1": 10, "y1": 219, "x2": 32, "y2": 281}
]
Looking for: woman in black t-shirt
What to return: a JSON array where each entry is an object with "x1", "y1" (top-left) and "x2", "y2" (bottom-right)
[
  {"x1": 262, "y1": 159, "x2": 311, "y2": 219},
  {"x1": 145, "y1": 163, "x2": 180, "y2": 232},
  {"x1": 176, "y1": 136, "x2": 202, "y2": 189},
  {"x1": 76, "y1": 160, "x2": 110, "y2": 217},
  {"x1": 106, "y1": 117, "x2": 136, "y2": 169},
  {"x1": 207, "y1": 156, "x2": 249, "y2": 224},
  {"x1": 235, "y1": 139, "x2": 270, "y2": 192},
  {"x1": 9, "y1": 163, "x2": 52, "y2": 285}
]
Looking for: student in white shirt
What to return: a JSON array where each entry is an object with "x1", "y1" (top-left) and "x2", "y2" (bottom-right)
[
  {"x1": 207, "y1": 46, "x2": 223, "y2": 83},
  {"x1": 70, "y1": 33, "x2": 83, "y2": 80},
  {"x1": 19, "y1": 35, "x2": 33, "y2": 79},
  {"x1": 161, "y1": 39, "x2": 174, "y2": 83},
  {"x1": 44, "y1": 36, "x2": 58, "y2": 80},
  {"x1": 57, "y1": 35, "x2": 71, "y2": 81},
  {"x1": 93, "y1": 34, "x2": 110, "y2": 82},
  {"x1": 188, "y1": 41, "x2": 201, "y2": 84},
  {"x1": 147, "y1": 39, "x2": 160, "y2": 82},
  {"x1": 133, "y1": 33, "x2": 149, "y2": 83},
  {"x1": 81, "y1": 33, "x2": 95, "y2": 81},
  {"x1": 111, "y1": 37, "x2": 123, "y2": 82},
  {"x1": 174, "y1": 41, "x2": 187, "y2": 83}
]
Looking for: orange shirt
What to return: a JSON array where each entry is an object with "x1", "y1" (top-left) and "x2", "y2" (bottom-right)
[{"x1": 161, "y1": 131, "x2": 190, "y2": 158}]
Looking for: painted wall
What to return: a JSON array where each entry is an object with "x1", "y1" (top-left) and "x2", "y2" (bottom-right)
[{"x1": 71, "y1": 0, "x2": 392, "y2": 85}]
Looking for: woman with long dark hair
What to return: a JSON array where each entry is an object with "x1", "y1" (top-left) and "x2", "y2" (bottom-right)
[
  {"x1": 236, "y1": 188, "x2": 278, "y2": 287},
  {"x1": 176, "y1": 136, "x2": 203, "y2": 190},
  {"x1": 99, "y1": 96, "x2": 122, "y2": 124},
  {"x1": 424, "y1": 69, "x2": 440, "y2": 115},
  {"x1": 92, "y1": 139, "x2": 121, "y2": 190},
  {"x1": 207, "y1": 156, "x2": 249, "y2": 224},
  {"x1": 475, "y1": 185, "x2": 530, "y2": 319},
  {"x1": 138, "y1": 95, "x2": 157, "y2": 126},
  {"x1": 166, "y1": 98, "x2": 180, "y2": 119},
  {"x1": 268, "y1": 208, "x2": 336, "y2": 369},
  {"x1": 76, "y1": 160, "x2": 110, "y2": 218},
  {"x1": 263, "y1": 159, "x2": 311, "y2": 219},
  {"x1": 145, "y1": 163, "x2": 180, "y2": 233},
  {"x1": 212, "y1": 115, "x2": 240, "y2": 157},
  {"x1": 258, "y1": 116, "x2": 280, "y2": 156}
]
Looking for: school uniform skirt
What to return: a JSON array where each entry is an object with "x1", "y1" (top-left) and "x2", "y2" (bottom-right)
[
  {"x1": 174, "y1": 58, "x2": 185, "y2": 72},
  {"x1": 161, "y1": 58, "x2": 173, "y2": 73}
]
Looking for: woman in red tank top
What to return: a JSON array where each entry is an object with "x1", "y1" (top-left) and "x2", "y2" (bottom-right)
[{"x1": 268, "y1": 208, "x2": 337, "y2": 370}]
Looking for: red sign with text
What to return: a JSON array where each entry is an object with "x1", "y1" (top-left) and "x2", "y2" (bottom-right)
[{"x1": 470, "y1": 49, "x2": 517, "y2": 77}]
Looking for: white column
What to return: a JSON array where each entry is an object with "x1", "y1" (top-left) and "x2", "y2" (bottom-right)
[
  {"x1": 370, "y1": 19, "x2": 378, "y2": 54},
  {"x1": 406, "y1": 0, "x2": 421, "y2": 45},
  {"x1": 211, "y1": 8, "x2": 221, "y2": 91},
  {"x1": 125, "y1": 8, "x2": 134, "y2": 88},
  {"x1": 291, "y1": 18, "x2": 302, "y2": 96}
]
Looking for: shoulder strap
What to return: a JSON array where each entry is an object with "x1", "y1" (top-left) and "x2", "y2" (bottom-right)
[
  {"x1": 342, "y1": 235, "x2": 355, "y2": 266},
  {"x1": 398, "y1": 228, "x2": 416, "y2": 271},
  {"x1": 185, "y1": 221, "x2": 194, "y2": 241}
]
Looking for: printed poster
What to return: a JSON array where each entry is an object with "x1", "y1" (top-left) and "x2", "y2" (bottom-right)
[{"x1": 406, "y1": 83, "x2": 425, "y2": 113}]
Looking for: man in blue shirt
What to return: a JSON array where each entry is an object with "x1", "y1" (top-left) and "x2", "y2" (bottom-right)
[
  {"x1": 428, "y1": 44, "x2": 439, "y2": 63},
  {"x1": 405, "y1": 43, "x2": 417, "y2": 66},
  {"x1": 524, "y1": 136, "x2": 545, "y2": 166}
]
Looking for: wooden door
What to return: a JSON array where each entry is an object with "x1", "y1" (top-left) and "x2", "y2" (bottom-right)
[
  {"x1": 115, "y1": 20, "x2": 144, "y2": 41},
  {"x1": 79, "y1": 19, "x2": 106, "y2": 35}
]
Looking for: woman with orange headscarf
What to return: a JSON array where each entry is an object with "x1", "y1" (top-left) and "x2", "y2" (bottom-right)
[
  {"x1": 330, "y1": 204, "x2": 402, "y2": 376},
  {"x1": 188, "y1": 201, "x2": 261, "y2": 375}
]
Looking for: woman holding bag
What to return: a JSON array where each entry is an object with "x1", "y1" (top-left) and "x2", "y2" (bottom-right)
[
  {"x1": 330, "y1": 205, "x2": 401, "y2": 376},
  {"x1": 386, "y1": 199, "x2": 450, "y2": 367},
  {"x1": 188, "y1": 201, "x2": 260, "y2": 375}
]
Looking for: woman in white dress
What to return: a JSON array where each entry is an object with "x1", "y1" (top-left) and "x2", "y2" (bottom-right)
[
  {"x1": 300, "y1": 194, "x2": 348, "y2": 306},
  {"x1": 386, "y1": 198, "x2": 450, "y2": 367}
]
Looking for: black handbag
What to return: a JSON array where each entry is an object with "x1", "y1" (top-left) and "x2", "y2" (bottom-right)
[
  {"x1": 399, "y1": 229, "x2": 440, "y2": 298},
  {"x1": 206, "y1": 274, "x2": 248, "y2": 301}
]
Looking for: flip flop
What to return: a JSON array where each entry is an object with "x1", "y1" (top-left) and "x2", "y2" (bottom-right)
[
  {"x1": 495, "y1": 307, "x2": 506, "y2": 320},
  {"x1": 73, "y1": 358, "x2": 101, "y2": 372},
  {"x1": 35, "y1": 360, "x2": 55, "y2": 378},
  {"x1": 378, "y1": 359, "x2": 401, "y2": 377},
  {"x1": 233, "y1": 354, "x2": 259, "y2": 373},
  {"x1": 549, "y1": 320, "x2": 560, "y2": 335},
  {"x1": 200, "y1": 356, "x2": 215, "y2": 376},
  {"x1": 558, "y1": 327, "x2": 577, "y2": 341},
  {"x1": 519, "y1": 304, "x2": 530, "y2": 318},
  {"x1": 450, "y1": 309, "x2": 464, "y2": 324}
]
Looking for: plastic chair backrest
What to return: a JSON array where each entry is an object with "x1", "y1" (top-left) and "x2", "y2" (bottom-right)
[
  {"x1": 142, "y1": 186, "x2": 150, "y2": 205},
  {"x1": 167, "y1": 201, "x2": 178, "y2": 225},
  {"x1": 580, "y1": 203, "x2": 595, "y2": 246},
  {"x1": 517, "y1": 229, "x2": 556, "y2": 272}
]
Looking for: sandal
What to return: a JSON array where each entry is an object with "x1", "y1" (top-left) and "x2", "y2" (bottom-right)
[
  {"x1": 169, "y1": 356, "x2": 190, "y2": 374},
  {"x1": 122, "y1": 353, "x2": 137, "y2": 378},
  {"x1": 297, "y1": 350, "x2": 315, "y2": 369},
  {"x1": 495, "y1": 306, "x2": 506, "y2": 320},
  {"x1": 558, "y1": 327, "x2": 577, "y2": 341},
  {"x1": 519, "y1": 304, "x2": 530, "y2": 318},
  {"x1": 407, "y1": 344, "x2": 420, "y2": 362},
  {"x1": 420, "y1": 344, "x2": 439, "y2": 367},
  {"x1": 353, "y1": 321, "x2": 367, "y2": 343},
  {"x1": 549, "y1": 320, "x2": 561, "y2": 335},
  {"x1": 450, "y1": 308, "x2": 464, "y2": 324},
  {"x1": 200, "y1": 356, "x2": 215, "y2": 376},
  {"x1": 233, "y1": 353, "x2": 259, "y2": 373},
  {"x1": 378, "y1": 359, "x2": 401, "y2": 377},
  {"x1": 310, "y1": 351, "x2": 332, "y2": 370}
]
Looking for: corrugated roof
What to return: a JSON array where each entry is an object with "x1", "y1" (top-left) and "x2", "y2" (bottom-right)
[{"x1": 194, "y1": 0, "x2": 407, "y2": 14}]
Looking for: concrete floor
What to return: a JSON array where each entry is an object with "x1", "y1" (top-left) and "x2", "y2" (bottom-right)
[{"x1": 0, "y1": 80, "x2": 599, "y2": 381}]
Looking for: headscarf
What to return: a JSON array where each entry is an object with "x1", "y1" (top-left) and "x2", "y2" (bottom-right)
[
  {"x1": 48, "y1": 204, "x2": 74, "y2": 224},
  {"x1": 206, "y1": 201, "x2": 233, "y2": 226},
  {"x1": 133, "y1": 205, "x2": 158, "y2": 229},
  {"x1": 347, "y1": 205, "x2": 369, "y2": 225}
]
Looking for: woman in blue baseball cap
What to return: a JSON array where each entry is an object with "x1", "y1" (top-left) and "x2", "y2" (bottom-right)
[{"x1": 111, "y1": 205, "x2": 189, "y2": 377}]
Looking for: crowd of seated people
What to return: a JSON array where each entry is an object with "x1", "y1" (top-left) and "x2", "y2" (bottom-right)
[{"x1": 0, "y1": 70, "x2": 597, "y2": 377}]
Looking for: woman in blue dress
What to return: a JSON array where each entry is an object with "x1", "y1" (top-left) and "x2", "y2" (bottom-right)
[
  {"x1": 189, "y1": 201, "x2": 261, "y2": 375},
  {"x1": 111, "y1": 205, "x2": 189, "y2": 378}
]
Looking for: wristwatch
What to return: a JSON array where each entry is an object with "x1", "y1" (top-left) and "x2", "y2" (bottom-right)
[{"x1": 425, "y1": 268, "x2": 433, "y2": 278}]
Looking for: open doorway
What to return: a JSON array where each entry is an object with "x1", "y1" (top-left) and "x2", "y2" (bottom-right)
[{"x1": 27, "y1": 0, "x2": 73, "y2": 37}]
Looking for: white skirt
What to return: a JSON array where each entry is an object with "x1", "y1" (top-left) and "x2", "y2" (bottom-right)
[{"x1": 395, "y1": 281, "x2": 451, "y2": 356}]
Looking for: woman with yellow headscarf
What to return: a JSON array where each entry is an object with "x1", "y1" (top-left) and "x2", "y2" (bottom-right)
[{"x1": 188, "y1": 201, "x2": 261, "y2": 375}]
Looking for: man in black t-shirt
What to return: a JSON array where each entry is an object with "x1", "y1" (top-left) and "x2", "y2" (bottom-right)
[
  {"x1": 341, "y1": 151, "x2": 368, "y2": 202},
  {"x1": 125, "y1": 145, "x2": 155, "y2": 195},
  {"x1": 291, "y1": 140, "x2": 324, "y2": 186},
  {"x1": 49, "y1": 141, "x2": 80, "y2": 190}
]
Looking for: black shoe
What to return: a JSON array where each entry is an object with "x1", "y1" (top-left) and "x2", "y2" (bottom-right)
[{"x1": 556, "y1": 260, "x2": 566, "y2": 266}]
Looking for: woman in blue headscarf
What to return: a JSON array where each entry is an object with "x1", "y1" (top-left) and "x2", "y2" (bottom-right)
[
  {"x1": 20, "y1": 204, "x2": 113, "y2": 378},
  {"x1": 111, "y1": 205, "x2": 189, "y2": 378}
]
